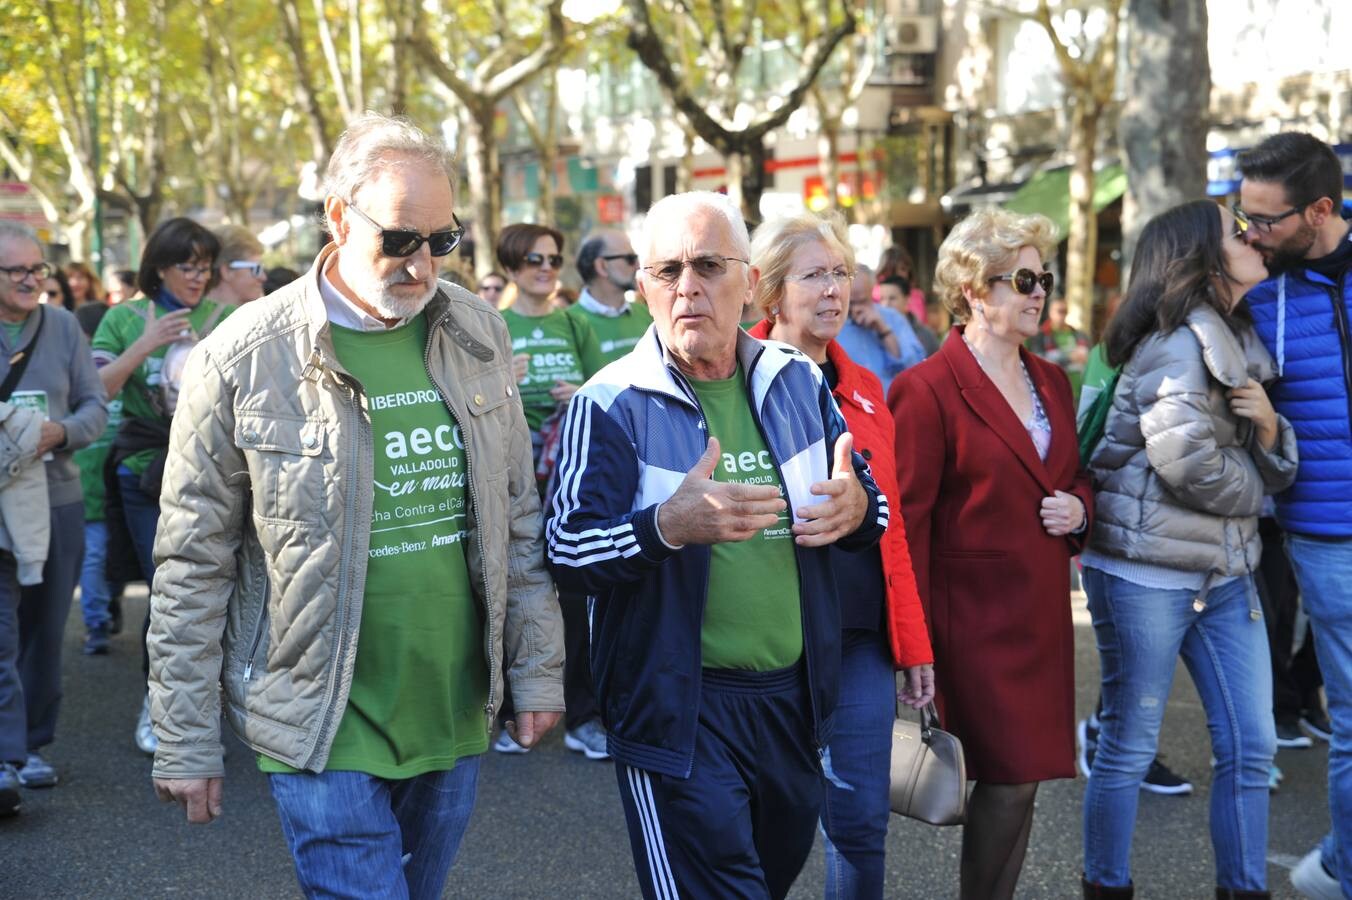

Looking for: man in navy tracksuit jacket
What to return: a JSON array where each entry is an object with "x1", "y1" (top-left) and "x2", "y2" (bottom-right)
[
  {"x1": 1238, "y1": 133, "x2": 1352, "y2": 898},
  {"x1": 545, "y1": 192, "x2": 886, "y2": 899}
]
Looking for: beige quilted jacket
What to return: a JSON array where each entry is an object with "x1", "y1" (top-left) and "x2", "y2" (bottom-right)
[
  {"x1": 147, "y1": 245, "x2": 563, "y2": 779},
  {"x1": 1088, "y1": 303, "x2": 1298, "y2": 576}
]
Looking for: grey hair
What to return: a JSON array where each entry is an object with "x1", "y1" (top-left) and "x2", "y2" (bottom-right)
[
  {"x1": 323, "y1": 113, "x2": 457, "y2": 205},
  {"x1": 0, "y1": 221, "x2": 41, "y2": 251},
  {"x1": 639, "y1": 191, "x2": 750, "y2": 264}
]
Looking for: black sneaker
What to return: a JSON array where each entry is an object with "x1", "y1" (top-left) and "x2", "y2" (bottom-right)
[
  {"x1": 82, "y1": 626, "x2": 110, "y2": 656},
  {"x1": 0, "y1": 763, "x2": 20, "y2": 817},
  {"x1": 1141, "y1": 758, "x2": 1193, "y2": 795},
  {"x1": 1301, "y1": 710, "x2": 1333, "y2": 743},
  {"x1": 1277, "y1": 720, "x2": 1314, "y2": 749}
]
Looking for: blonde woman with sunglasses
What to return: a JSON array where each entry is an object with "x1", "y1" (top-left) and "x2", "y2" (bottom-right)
[{"x1": 888, "y1": 207, "x2": 1092, "y2": 900}]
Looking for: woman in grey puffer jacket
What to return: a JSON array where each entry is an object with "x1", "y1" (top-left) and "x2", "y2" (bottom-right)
[{"x1": 1079, "y1": 201, "x2": 1298, "y2": 900}]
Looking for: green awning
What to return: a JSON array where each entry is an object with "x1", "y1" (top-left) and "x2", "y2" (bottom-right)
[{"x1": 1004, "y1": 164, "x2": 1126, "y2": 239}]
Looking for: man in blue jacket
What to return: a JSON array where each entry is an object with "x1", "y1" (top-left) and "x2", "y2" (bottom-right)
[
  {"x1": 1239, "y1": 132, "x2": 1352, "y2": 900},
  {"x1": 546, "y1": 191, "x2": 886, "y2": 899}
]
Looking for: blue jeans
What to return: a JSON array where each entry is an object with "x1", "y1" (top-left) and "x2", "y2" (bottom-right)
[
  {"x1": 1082, "y1": 569, "x2": 1275, "y2": 890},
  {"x1": 118, "y1": 467, "x2": 161, "y2": 680},
  {"x1": 820, "y1": 630, "x2": 894, "y2": 900},
  {"x1": 268, "y1": 757, "x2": 481, "y2": 900},
  {"x1": 79, "y1": 520, "x2": 111, "y2": 631},
  {"x1": 1286, "y1": 534, "x2": 1352, "y2": 897}
]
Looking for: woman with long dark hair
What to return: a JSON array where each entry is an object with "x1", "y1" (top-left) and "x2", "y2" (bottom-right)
[{"x1": 1080, "y1": 200, "x2": 1297, "y2": 898}]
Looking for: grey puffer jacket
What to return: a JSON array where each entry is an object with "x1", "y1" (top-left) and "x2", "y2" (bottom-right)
[
  {"x1": 1088, "y1": 304, "x2": 1298, "y2": 577},
  {"x1": 148, "y1": 244, "x2": 564, "y2": 780}
]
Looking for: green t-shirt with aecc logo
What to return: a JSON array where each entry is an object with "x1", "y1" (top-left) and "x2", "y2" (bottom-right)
[
  {"x1": 258, "y1": 313, "x2": 488, "y2": 778},
  {"x1": 565, "y1": 301, "x2": 653, "y2": 366},
  {"x1": 689, "y1": 365, "x2": 803, "y2": 671},
  {"x1": 89, "y1": 297, "x2": 233, "y2": 474},
  {"x1": 501, "y1": 306, "x2": 604, "y2": 432}
]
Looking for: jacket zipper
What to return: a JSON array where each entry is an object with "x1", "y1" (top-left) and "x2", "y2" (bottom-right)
[
  {"x1": 309, "y1": 365, "x2": 365, "y2": 765},
  {"x1": 669, "y1": 350, "x2": 826, "y2": 757},
  {"x1": 739, "y1": 348, "x2": 822, "y2": 755},
  {"x1": 424, "y1": 310, "x2": 500, "y2": 723},
  {"x1": 1328, "y1": 271, "x2": 1352, "y2": 431},
  {"x1": 242, "y1": 578, "x2": 270, "y2": 683}
]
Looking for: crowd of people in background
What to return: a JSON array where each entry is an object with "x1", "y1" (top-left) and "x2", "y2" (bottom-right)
[{"x1": 0, "y1": 114, "x2": 1347, "y2": 900}]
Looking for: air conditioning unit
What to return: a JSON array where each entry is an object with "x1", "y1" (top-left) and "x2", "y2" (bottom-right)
[{"x1": 890, "y1": 14, "x2": 939, "y2": 55}]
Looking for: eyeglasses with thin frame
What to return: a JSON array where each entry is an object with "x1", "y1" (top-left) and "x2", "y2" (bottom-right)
[
  {"x1": 0, "y1": 263, "x2": 52, "y2": 283},
  {"x1": 478, "y1": 281, "x2": 504, "y2": 293},
  {"x1": 641, "y1": 254, "x2": 750, "y2": 287},
  {"x1": 787, "y1": 267, "x2": 854, "y2": 291},
  {"x1": 602, "y1": 253, "x2": 639, "y2": 265},
  {"x1": 347, "y1": 203, "x2": 464, "y2": 258},
  {"x1": 1231, "y1": 203, "x2": 1304, "y2": 234},
  {"x1": 987, "y1": 268, "x2": 1054, "y2": 296},
  {"x1": 173, "y1": 263, "x2": 214, "y2": 281},
  {"x1": 522, "y1": 252, "x2": 564, "y2": 270},
  {"x1": 228, "y1": 260, "x2": 265, "y2": 278},
  {"x1": 1229, "y1": 209, "x2": 1250, "y2": 241}
]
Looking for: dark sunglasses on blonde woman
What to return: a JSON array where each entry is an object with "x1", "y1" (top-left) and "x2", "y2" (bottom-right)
[{"x1": 987, "y1": 268, "x2": 1054, "y2": 296}]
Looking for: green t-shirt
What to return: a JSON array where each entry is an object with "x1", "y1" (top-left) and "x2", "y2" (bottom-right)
[
  {"x1": 1076, "y1": 343, "x2": 1117, "y2": 424},
  {"x1": 689, "y1": 366, "x2": 803, "y2": 671},
  {"x1": 89, "y1": 298, "x2": 233, "y2": 474},
  {"x1": 501, "y1": 307, "x2": 604, "y2": 432},
  {"x1": 565, "y1": 301, "x2": 653, "y2": 366},
  {"x1": 74, "y1": 397, "x2": 124, "y2": 521},
  {"x1": 0, "y1": 318, "x2": 26, "y2": 346},
  {"x1": 259, "y1": 314, "x2": 488, "y2": 777}
]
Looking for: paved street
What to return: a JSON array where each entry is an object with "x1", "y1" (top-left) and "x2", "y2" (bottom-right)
[{"x1": 2, "y1": 587, "x2": 1331, "y2": 899}]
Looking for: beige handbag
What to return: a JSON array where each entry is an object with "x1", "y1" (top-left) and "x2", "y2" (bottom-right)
[{"x1": 889, "y1": 701, "x2": 967, "y2": 826}]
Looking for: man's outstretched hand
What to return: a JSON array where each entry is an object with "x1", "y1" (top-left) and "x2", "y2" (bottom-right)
[
  {"x1": 791, "y1": 433, "x2": 868, "y2": 547},
  {"x1": 656, "y1": 437, "x2": 786, "y2": 547}
]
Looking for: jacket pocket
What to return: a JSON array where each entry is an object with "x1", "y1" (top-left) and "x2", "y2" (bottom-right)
[{"x1": 234, "y1": 414, "x2": 328, "y2": 525}]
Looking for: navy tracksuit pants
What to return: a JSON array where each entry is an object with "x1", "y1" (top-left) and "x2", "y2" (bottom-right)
[{"x1": 615, "y1": 665, "x2": 823, "y2": 900}]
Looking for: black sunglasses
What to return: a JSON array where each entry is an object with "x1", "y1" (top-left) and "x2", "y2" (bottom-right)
[
  {"x1": 602, "y1": 253, "x2": 639, "y2": 265},
  {"x1": 347, "y1": 203, "x2": 464, "y2": 258},
  {"x1": 988, "y1": 268, "x2": 1054, "y2": 296},
  {"x1": 523, "y1": 252, "x2": 564, "y2": 270}
]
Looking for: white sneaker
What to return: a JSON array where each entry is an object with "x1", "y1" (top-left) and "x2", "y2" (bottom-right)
[
  {"x1": 135, "y1": 696, "x2": 158, "y2": 755},
  {"x1": 564, "y1": 720, "x2": 610, "y2": 760},
  {"x1": 492, "y1": 729, "x2": 529, "y2": 754},
  {"x1": 1292, "y1": 847, "x2": 1342, "y2": 899}
]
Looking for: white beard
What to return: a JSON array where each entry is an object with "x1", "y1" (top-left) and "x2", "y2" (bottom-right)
[{"x1": 345, "y1": 263, "x2": 437, "y2": 320}]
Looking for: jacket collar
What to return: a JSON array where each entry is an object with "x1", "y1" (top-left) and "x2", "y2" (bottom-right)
[
  {"x1": 626, "y1": 322, "x2": 770, "y2": 408},
  {"x1": 1184, "y1": 303, "x2": 1274, "y2": 387},
  {"x1": 941, "y1": 324, "x2": 1063, "y2": 493},
  {"x1": 577, "y1": 286, "x2": 631, "y2": 318}
]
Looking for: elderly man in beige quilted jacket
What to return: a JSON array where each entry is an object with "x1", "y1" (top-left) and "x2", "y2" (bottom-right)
[{"x1": 147, "y1": 114, "x2": 564, "y2": 899}]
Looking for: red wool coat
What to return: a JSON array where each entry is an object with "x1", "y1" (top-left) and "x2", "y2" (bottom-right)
[
  {"x1": 748, "y1": 321, "x2": 933, "y2": 668},
  {"x1": 887, "y1": 327, "x2": 1093, "y2": 783}
]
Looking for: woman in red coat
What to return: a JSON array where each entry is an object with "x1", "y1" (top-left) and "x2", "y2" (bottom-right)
[
  {"x1": 887, "y1": 208, "x2": 1093, "y2": 900},
  {"x1": 747, "y1": 211, "x2": 933, "y2": 900}
]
